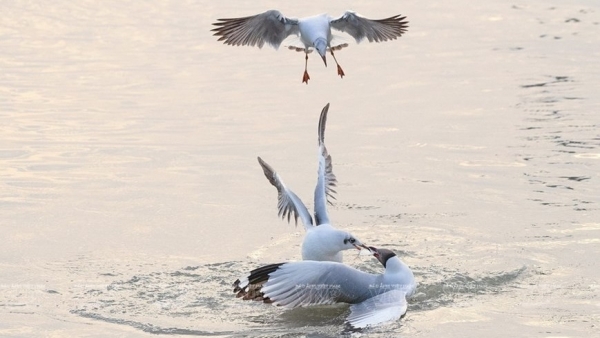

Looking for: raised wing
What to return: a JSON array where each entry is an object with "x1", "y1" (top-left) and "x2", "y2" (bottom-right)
[
  {"x1": 330, "y1": 11, "x2": 408, "y2": 43},
  {"x1": 258, "y1": 156, "x2": 313, "y2": 230},
  {"x1": 260, "y1": 261, "x2": 376, "y2": 308},
  {"x1": 212, "y1": 10, "x2": 300, "y2": 49},
  {"x1": 346, "y1": 289, "x2": 408, "y2": 328},
  {"x1": 314, "y1": 103, "x2": 338, "y2": 225}
]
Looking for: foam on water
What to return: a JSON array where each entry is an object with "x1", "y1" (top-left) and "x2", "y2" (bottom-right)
[{"x1": 69, "y1": 260, "x2": 528, "y2": 336}]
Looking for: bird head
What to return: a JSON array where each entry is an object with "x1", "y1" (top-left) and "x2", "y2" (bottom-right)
[
  {"x1": 313, "y1": 38, "x2": 328, "y2": 66},
  {"x1": 369, "y1": 246, "x2": 397, "y2": 268},
  {"x1": 341, "y1": 232, "x2": 367, "y2": 252}
]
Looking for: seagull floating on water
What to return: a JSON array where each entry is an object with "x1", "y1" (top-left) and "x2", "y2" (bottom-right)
[
  {"x1": 233, "y1": 246, "x2": 416, "y2": 329},
  {"x1": 258, "y1": 103, "x2": 366, "y2": 262},
  {"x1": 211, "y1": 10, "x2": 409, "y2": 83}
]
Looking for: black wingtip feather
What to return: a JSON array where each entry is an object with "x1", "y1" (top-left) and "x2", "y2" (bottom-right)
[{"x1": 233, "y1": 263, "x2": 286, "y2": 302}]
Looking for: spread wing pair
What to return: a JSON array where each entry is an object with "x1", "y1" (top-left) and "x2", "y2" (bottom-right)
[
  {"x1": 257, "y1": 104, "x2": 366, "y2": 262},
  {"x1": 258, "y1": 103, "x2": 336, "y2": 229},
  {"x1": 212, "y1": 10, "x2": 409, "y2": 83}
]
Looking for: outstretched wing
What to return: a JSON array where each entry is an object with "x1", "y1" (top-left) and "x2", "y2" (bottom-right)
[
  {"x1": 233, "y1": 263, "x2": 284, "y2": 301},
  {"x1": 330, "y1": 11, "x2": 408, "y2": 43},
  {"x1": 212, "y1": 10, "x2": 300, "y2": 49},
  {"x1": 346, "y1": 289, "x2": 408, "y2": 328},
  {"x1": 314, "y1": 103, "x2": 338, "y2": 226},
  {"x1": 260, "y1": 261, "x2": 375, "y2": 308},
  {"x1": 258, "y1": 156, "x2": 313, "y2": 230}
]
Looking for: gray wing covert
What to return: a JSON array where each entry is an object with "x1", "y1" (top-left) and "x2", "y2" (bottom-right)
[
  {"x1": 261, "y1": 261, "x2": 376, "y2": 307},
  {"x1": 330, "y1": 11, "x2": 408, "y2": 43},
  {"x1": 212, "y1": 10, "x2": 300, "y2": 48}
]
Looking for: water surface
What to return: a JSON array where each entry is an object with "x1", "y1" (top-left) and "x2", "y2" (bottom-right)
[{"x1": 1, "y1": 1, "x2": 599, "y2": 337}]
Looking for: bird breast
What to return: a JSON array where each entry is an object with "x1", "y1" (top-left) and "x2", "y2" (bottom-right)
[{"x1": 298, "y1": 14, "x2": 332, "y2": 46}]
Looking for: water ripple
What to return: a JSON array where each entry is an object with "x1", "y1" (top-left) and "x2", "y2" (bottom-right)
[{"x1": 70, "y1": 261, "x2": 528, "y2": 335}]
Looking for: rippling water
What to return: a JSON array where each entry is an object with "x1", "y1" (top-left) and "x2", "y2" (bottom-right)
[{"x1": 1, "y1": 1, "x2": 599, "y2": 337}]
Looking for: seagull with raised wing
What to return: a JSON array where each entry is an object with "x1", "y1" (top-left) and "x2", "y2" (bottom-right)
[
  {"x1": 211, "y1": 10, "x2": 409, "y2": 83},
  {"x1": 257, "y1": 103, "x2": 366, "y2": 262},
  {"x1": 233, "y1": 246, "x2": 416, "y2": 329}
]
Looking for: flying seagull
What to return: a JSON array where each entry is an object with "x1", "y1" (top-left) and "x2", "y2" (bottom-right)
[
  {"x1": 211, "y1": 10, "x2": 409, "y2": 83},
  {"x1": 233, "y1": 246, "x2": 416, "y2": 329},
  {"x1": 258, "y1": 103, "x2": 366, "y2": 262}
]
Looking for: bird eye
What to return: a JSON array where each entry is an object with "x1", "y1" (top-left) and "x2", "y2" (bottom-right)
[
  {"x1": 350, "y1": 238, "x2": 356, "y2": 244},
  {"x1": 344, "y1": 238, "x2": 356, "y2": 245}
]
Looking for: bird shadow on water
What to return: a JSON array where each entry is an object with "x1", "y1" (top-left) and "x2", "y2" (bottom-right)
[{"x1": 70, "y1": 261, "x2": 528, "y2": 336}]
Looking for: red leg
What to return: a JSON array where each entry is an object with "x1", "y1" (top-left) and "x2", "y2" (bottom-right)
[
  {"x1": 330, "y1": 50, "x2": 345, "y2": 78},
  {"x1": 302, "y1": 53, "x2": 310, "y2": 84}
]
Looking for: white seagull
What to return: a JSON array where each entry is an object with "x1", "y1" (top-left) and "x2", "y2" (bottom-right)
[
  {"x1": 211, "y1": 10, "x2": 409, "y2": 83},
  {"x1": 257, "y1": 103, "x2": 366, "y2": 262},
  {"x1": 233, "y1": 246, "x2": 416, "y2": 329}
]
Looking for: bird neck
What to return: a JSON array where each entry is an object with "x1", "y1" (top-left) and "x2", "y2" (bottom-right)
[
  {"x1": 384, "y1": 256, "x2": 410, "y2": 275},
  {"x1": 383, "y1": 257, "x2": 415, "y2": 293},
  {"x1": 302, "y1": 226, "x2": 345, "y2": 262}
]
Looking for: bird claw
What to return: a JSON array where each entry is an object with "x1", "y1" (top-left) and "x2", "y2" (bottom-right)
[
  {"x1": 337, "y1": 65, "x2": 345, "y2": 78},
  {"x1": 302, "y1": 71, "x2": 310, "y2": 84}
]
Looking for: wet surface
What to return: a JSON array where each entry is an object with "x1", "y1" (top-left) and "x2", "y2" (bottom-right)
[
  {"x1": 67, "y1": 261, "x2": 528, "y2": 336},
  {"x1": 1, "y1": 1, "x2": 599, "y2": 337}
]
